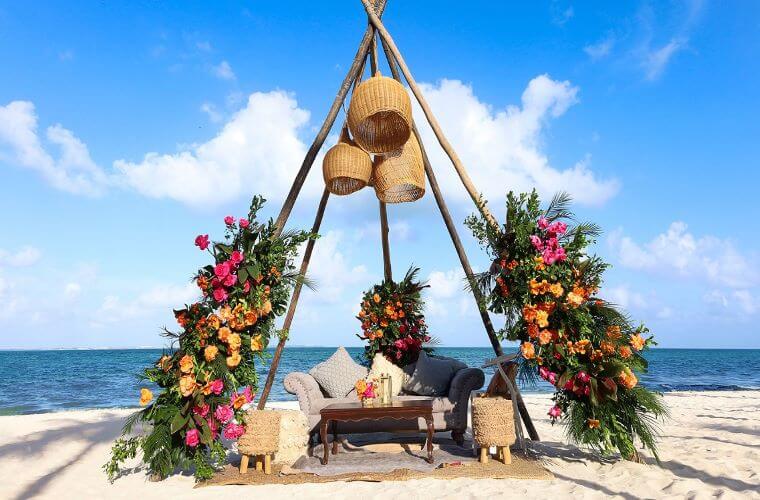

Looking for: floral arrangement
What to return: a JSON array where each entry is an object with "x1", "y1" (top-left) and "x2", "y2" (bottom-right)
[
  {"x1": 356, "y1": 266, "x2": 431, "y2": 366},
  {"x1": 104, "y1": 196, "x2": 313, "y2": 481},
  {"x1": 354, "y1": 378, "x2": 378, "y2": 401},
  {"x1": 465, "y1": 191, "x2": 667, "y2": 461}
]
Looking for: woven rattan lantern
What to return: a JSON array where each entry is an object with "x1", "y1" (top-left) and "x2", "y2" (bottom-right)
[
  {"x1": 322, "y1": 127, "x2": 373, "y2": 195},
  {"x1": 372, "y1": 132, "x2": 425, "y2": 203},
  {"x1": 348, "y1": 73, "x2": 412, "y2": 154}
]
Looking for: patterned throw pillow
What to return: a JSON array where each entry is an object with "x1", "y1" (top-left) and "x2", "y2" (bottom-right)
[
  {"x1": 403, "y1": 351, "x2": 467, "y2": 396},
  {"x1": 368, "y1": 353, "x2": 405, "y2": 397},
  {"x1": 309, "y1": 347, "x2": 368, "y2": 398}
]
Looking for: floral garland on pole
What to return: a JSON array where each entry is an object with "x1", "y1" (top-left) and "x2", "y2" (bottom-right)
[
  {"x1": 356, "y1": 266, "x2": 431, "y2": 366},
  {"x1": 105, "y1": 196, "x2": 313, "y2": 481},
  {"x1": 465, "y1": 191, "x2": 666, "y2": 461}
]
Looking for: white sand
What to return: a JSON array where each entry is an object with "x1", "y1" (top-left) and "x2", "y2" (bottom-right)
[{"x1": 1, "y1": 391, "x2": 758, "y2": 499}]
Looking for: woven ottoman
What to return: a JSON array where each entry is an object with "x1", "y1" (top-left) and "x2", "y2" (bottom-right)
[
  {"x1": 238, "y1": 410, "x2": 281, "y2": 474},
  {"x1": 471, "y1": 395, "x2": 516, "y2": 464}
]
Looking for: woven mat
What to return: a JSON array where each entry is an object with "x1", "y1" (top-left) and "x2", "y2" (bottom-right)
[{"x1": 200, "y1": 437, "x2": 551, "y2": 487}]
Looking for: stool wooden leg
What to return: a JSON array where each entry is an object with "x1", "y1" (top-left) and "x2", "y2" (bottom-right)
[
  {"x1": 239, "y1": 454, "x2": 249, "y2": 474},
  {"x1": 264, "y1": 453, "x2": 272, "y2": 475},
  {"x1": 501, "y1": 446, "x2": 512, "y2": 464},
  {"x1": 479, "y1": 447, "x2": 489, "y2": 464},
  {"x1": 255, "y1": 455, "x2": 263, "y2": 471}
]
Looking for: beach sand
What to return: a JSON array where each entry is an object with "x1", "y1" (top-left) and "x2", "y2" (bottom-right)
[{"x1": 1, "y1": 391, "x2": 758, "y2": 499}]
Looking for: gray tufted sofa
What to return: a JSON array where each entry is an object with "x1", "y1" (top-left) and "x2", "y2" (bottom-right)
[{"x1": 284, "y1": 367, "x2": 485, "y2": 445}]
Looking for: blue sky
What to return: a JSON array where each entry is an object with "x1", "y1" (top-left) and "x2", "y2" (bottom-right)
[{"x1": 0, "y1": 1, "x2": 758, "y2": 349}]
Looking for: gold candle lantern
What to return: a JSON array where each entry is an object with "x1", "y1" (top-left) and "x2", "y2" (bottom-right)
[{"x1": 379, "y1": 374, "x2": 393, "y2": 405}]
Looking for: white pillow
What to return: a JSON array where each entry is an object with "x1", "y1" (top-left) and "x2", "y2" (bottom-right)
[
  {"x1": 309, "y1": 347, "x2": 368, "y2": 398},
  {"x1": 368, "y1": 353, "x2": 405, "y2": 397}
]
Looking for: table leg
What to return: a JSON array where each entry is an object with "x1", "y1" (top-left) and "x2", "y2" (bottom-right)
[
  {"x1": 331, "y1": 420, "x2": 339, "y2": 455},
  {"x1": 320, "y1": 418, "x2": 329, "y2": 465},
  {"x1": 425, "y1": 416, "x2": 434, "y2": 464}
]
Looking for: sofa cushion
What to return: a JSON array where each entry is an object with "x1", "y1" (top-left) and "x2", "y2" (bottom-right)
[
  {"x1": 309, "y1": 347, "x2": 368, "y2": 398},
  {"x1": 368, "y1": 353, "x2": 405, "y2": 397},
  {"x1": 403, "y1": 351, "x2": 466, "y2": 396}
]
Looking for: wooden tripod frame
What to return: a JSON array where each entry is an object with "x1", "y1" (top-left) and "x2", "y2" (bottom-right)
[{"x1": 256, "y1": 0, "x2": 539, "y2": 442}]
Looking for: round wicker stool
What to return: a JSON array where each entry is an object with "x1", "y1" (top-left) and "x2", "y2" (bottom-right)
[
  {"x1": 238, "y1": 410, "x2": 281, "y2": 475},
  {"x1": 471, "y1": 395, "x2": 516, "y2": 464}
]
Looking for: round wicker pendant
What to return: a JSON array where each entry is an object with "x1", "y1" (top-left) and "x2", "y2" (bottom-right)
[
  {"x1": 322, "y1": 129, "x2": 373, "y2": 195},
  {"x1": 348, "y1": 73, "x2": 412, "y2": 154},
  {"x1": 372, "y1": 132, "x2": 425, "y2": 204}
]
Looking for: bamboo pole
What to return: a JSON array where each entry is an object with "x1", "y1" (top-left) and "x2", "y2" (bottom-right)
[
  {"x1": 257, "y1": 188, "x2": 331, "y2": 409},
  {"x1": 272, "y1": 0, "x2": 388, "y2": 237},
  {"x1": 359, "y1": 0, "x2": 499, "y2": 231},
  {"x1": 379, "y1": 201, "x2": 392, "y2": 282},
  {"x1": 379, "y1": 37, "x2": 540, "y2": 442}
]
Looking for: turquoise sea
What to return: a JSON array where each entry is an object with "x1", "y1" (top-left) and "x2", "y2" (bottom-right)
[{"x1": 1, "y1": 348, "x2": 759, "y2": 415}]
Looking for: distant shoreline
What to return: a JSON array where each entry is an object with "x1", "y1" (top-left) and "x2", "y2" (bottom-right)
[{"x1": 1, "y1": 346, "x2": 759, "y2": 351}]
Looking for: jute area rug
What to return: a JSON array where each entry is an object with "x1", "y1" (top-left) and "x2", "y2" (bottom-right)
[{"x1": 200, "y1": 435, "x2": 552, "y2": 487}]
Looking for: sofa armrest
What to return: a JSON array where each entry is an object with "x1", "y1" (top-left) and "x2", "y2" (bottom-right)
[
  {"x1": 446, "y1": 368, "x2": 485, "y2": 430},
  {"x1": 284, "y1": 372, "x2": 324, "y2": 415}
]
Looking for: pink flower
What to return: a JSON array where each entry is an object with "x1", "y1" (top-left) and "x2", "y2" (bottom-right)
[
  {"x1": 243, "y1": 280, "x2": 251, "y2": 293},
  {"x1": 394, "y1": 339, "x2": 406, "y2": 350},
  {"x1": 547, "y1": 372, "x2": 557, "y2": 385},
  {"x1": 194, "y1": 234, "x2": 210, "y2": 251},
  {"x1": 563, "y1": 379, "x2": 574, "y2": 391},
  {"x1": 213, "y1": 287, "x2": 228, "y2": 303},
  {"x1": 542, "y1": 249, "x2": 557, "y2": 265},
  {"x1": 224, "y1": 215, "x2": 235, "y2": 226},
  {"x1": 242, "y1": 386, "x2": 255, "y2": 403},
  {"x1": 548, "y1": 405, "x2": 562, "y2": 419},
  {"x1": 539, "y1": 366, "x2": 550, "y2": 380},
  {"x1": 209, "y1": 379, "x2": 224, "y2": 395},
  {"x1": 223, "y1": 273, "x2": 237, "y2": 287},
  {"x1": 576, "y1": 371, "x2": 590, "y2": 384},
  {"x1": 215, "y1": 404, "x2": 234, "y2": 423},
  {"x1": 530, "y1": 235, "x2": 544, "y2": 251},
  {"x1": 223, "y1": 422, "x2": 245, "y2": 440},
  {"x1": 193, "y1": 404, "x2": 210, "y2": 418},
  {"x1": 214, "y1": 262, "x2": 231, "y2": 279},
  {"x1": 545, "y1": 237, "x2": 559, "y2": 250},
  {"x1": 554, "y1": 247, "x2": 567, "y2": 262},
  {"x1": 185, "y1": 428, "x2": 200, "y2": 447},
  {"x1": 230, "y1": 250, "x2": 244, "y2": 266},
  {"x1": 547, "y1": 221, "x2": 568, "y2": 235},
  {"x1": 239, "y1": 219, "x2": 250, "y2": 229},
  {"x1": 538, "y1": 217, "x2": 549, "y2": 229}
]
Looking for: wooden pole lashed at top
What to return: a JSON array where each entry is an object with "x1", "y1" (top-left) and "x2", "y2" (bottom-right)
[
  {"x1": 359, "y1": 0, "x2": 499, "y2": 232},
  {"x1": 378, "y1": 34, "x2": 540, "y2": 441},
  {"x1": 272, "y1": 0, "x2": 388, "y2": 237},
  {"x1": 257, "y1": 188, "x2": 331, "y2": 409}
]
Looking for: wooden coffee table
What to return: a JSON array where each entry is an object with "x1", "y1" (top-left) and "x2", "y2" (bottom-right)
[{"x1": 319, "y1": 400, "x2": 435, "y2": 465}]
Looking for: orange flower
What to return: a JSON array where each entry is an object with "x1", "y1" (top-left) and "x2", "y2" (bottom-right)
[
  {"x1": 566, "y1": 291, "x2": 584, "y2": 308},
  {"x1": 538, "y1": 329, "x2": 552, "y2": 345},
  {"x1": 549, "y1": 282, "x2": 564, "y2": 298},
  {"x1": 380, "y1": 319, "x2": 389, "y2": 327},
  {"x1": 358, "y1": 310, "x2": 366, "y2": 318},
  {"x1": 590, "y1": 350, "x2": 603, "y2": 362},
  {"x1": 587, "y1": 419, "x2": 600, "y2": 429},
  {"x1": 139, "y1": 388, "x2": 153, "y2": 406},
  {"x1": 574, "y1": 339, "x2": 592, "y2": 355},
  {"x1": 523, "y1": 304, "x2": 537, "y2": 323},
  {"x1": 228, "y1": 333, "x2": 241, "y2": 351},
  {"x1": 232, "y1": 395, "x2": 247, "y2": 410},
  {"x1": 520, "y1": 342, "x2": 535, "y2": 359},
  {"x1": 226, "y1": 352, "x2": 241, "y2": 369},
  {"x1": 527, "y1": 323, "x2": 539, "y2": 339},
  {"x1": 250, "y1": 335, "x2": 264, "y2": 352},
  {"x1": 617, "y1": 367, "x2": 638, "y2": 389},
  {"x1": 375, "y1": 329, "x2": 384, "y2": 338},
  {"x1": 219, "y1": 306, "x2": 233, "y2": 322},
  {"x1": 529, "y1": 279, "x2": 544, "y2": 295},
  {"x1": 600, "y1": 341, "x2": 616, "y2": 355},
  {"x1": 179, "y1": 354, "x2": 194, "y2": 374},
  {"x1": 507, "y1": 260, "x2": 518, "y2": 270},
  {"x1": 373, "y1": 293, "x2": 381, "y2": 303},
  {"x1": 619, "y1": 346, "x2": 633, "y2": 359},
  {"x1": 158, "y1": 355, "x2": 172, "y2": 372},
  {"x1": 232, "y1": 304, "x2": 245, "y2": 317},
  {"x1": 606, "y1": 325, "x2": 622, "y2": 341},
  {"x1": 179, "y1": 374, "x2": 197, "y2": 397},
  {"x1": 204, "y1": 345, "x2": 219, "y2": 362},
  {"x1": 197, "y1": 275, "x2": 209, "y2": 291},
  {"x1": 355, "y1": 379, "x2": 367, "y2": 397},
  {"x1": 398, "y1": 310, "x2": 405, "y2": 318},
  {"x1": 630, "y1": 334, "x2": 645, "y2": 351},
  {"x1": 218, "y1": 326, "x2": 232, "y2": 343},
  {"x1": 535, "y1": 310, "x2": 549, "y2": 328},
  {"x1": 229, "y1": 317, "x2": 244, "y2": 331},
  {"x1": 207, "y1": 314, "x2": 220, "y2": 330},
  {"x1": 244, "y1": 310, "x2": 258, "y2": 326}
]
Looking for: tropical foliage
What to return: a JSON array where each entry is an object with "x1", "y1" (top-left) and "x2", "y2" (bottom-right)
[
  {"x1": 356, "y1": 266, "x2": 431, "y2": 366},
  {"x1": 104, "y1": 196, "x2": 313, "y2": 481},
  {"x1": 465, "y1": 190, "x2": 667, "y2": 461}
]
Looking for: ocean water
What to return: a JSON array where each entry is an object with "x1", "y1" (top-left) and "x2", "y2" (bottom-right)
[{"x1": 1, "y1": 348, "x2": 759, "y2": 415}]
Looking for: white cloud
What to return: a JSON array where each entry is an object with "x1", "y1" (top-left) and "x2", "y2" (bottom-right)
[
  {"x1": 299, "y1": 230, "x2": 369, "y2": 304},
  {"x1": 641, "y1": 37, "x2": 686, "y2": 81},
  {"x1": 606, "y1": 284, "x2": 648, "y2": 310},
  {"x1": 94, "y1": 282, "x2": 198, "y2": 324},
  {"x1": 200, "y1": 102, "x2": 223, "y2": 123},
  {"x1": 353, "y1": 220, "x2": 411, "y2": 243},
  {"x1": 63, "y1": 282, "x2": 82, "y2": 300},
  {"x1": 0, "y1": 246, "x2": 42, "y2": 267},
  {"x1": 415, "y1": 76, "x2": 619, "y2": 207},
  {"x1": 610, "y1": 222, "x2": 758, "y2": 289},
  {"x1": 115, "y1": 91, "x2": 314, "y2": 207},
  {"x1": 0, "y1": 101, "x2": 108, "y2": 196},
  {"x1": 584, "y1": 37, "x2": 614, "y2": 60},
  {"x1": 196, "y1": 41, "x2": 212, "y2": 52},
  {"x1": 212, "y1": 60, "x2": 235, "y2": 80}
]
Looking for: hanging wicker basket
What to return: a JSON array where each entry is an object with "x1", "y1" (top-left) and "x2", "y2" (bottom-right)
[
  {"x1": 322, "y1": 127, "x2": 373, "y2": 195},
  {"x1": 372, "y1": 132, "x2": 425, "y2": 203},
  {"x1": 348, "y1": 72, "x2": 412, "y2": 154},
  {"x1": 471, "y1": 396, "x2": 515, "y2": 447}
]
